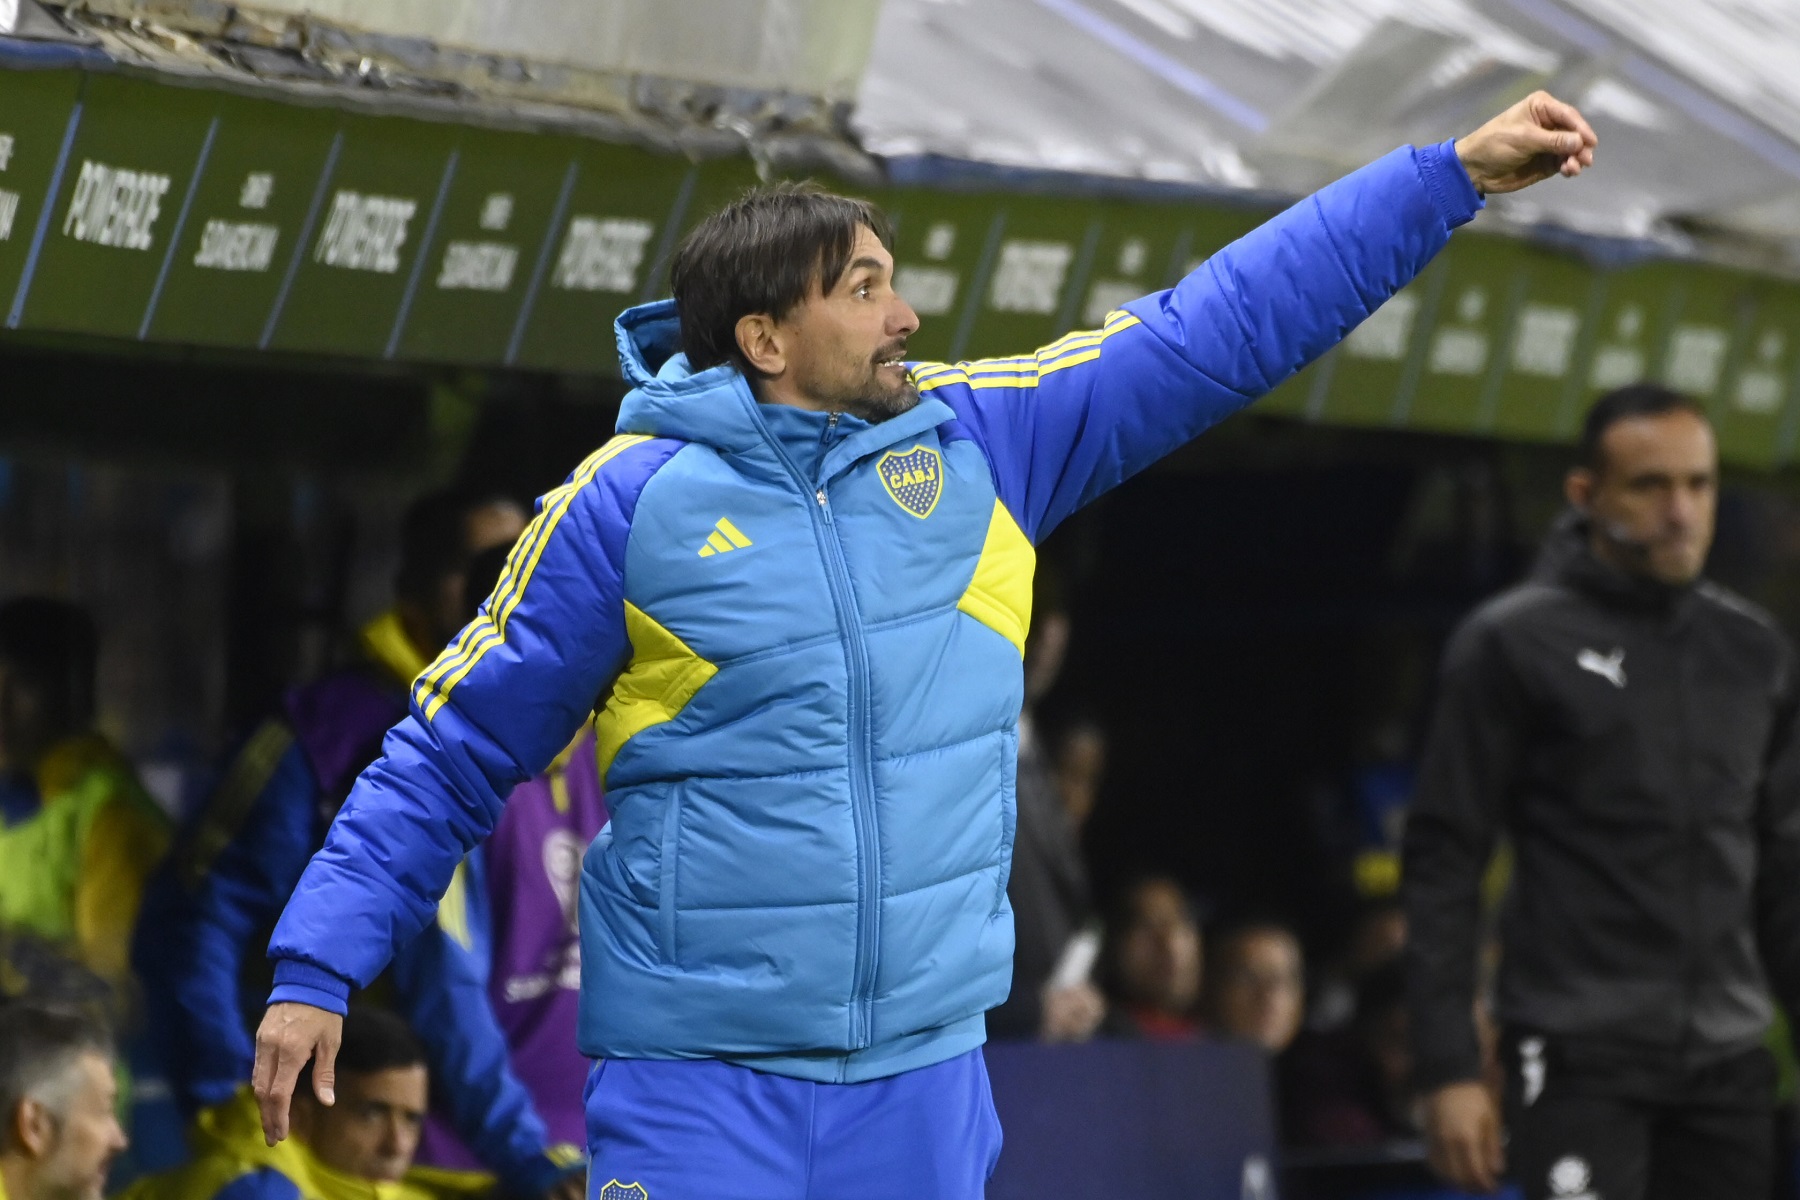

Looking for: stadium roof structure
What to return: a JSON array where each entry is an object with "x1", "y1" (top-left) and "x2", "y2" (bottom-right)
[
  {"x1": 6, "y1": 0, "x2": 1800, "y2": 466},
  {"x1": 856, "y1": 0, "x2": 1800, "y2": 269}
]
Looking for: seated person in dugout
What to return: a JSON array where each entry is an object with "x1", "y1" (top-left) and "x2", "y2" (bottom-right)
[
  {"x1": 0, "y1": 1005, "x2": 128, "y2": 1200},
  {"x1": 1099, "y1": 875, "x2": 1205, "y2": 1040},
  {"x1": 134, "y1": 492, "x2": 585, "y2": 1199},
  {"x1": 0, "y1": 598, "x2": 169, "y2": 992},
  {"x1": 1202, "y1": 919, "x2": 1305, "y2": 1055},
  {"x1": 122, "y1": 1007, "x2": 457, "y2": 1200}
]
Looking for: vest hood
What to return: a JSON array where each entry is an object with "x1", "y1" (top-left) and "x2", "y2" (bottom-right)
[{"x1": 611, "y1": 301, "x2": 955, "y2": 478}]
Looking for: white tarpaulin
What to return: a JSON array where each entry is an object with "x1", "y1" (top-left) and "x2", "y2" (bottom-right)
[{"x1": 854, "y1": 0, "x2": 1800, "y2": 257}]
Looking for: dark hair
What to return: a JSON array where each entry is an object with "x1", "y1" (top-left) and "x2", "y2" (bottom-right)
[
  {"x1": 396, "y1": 489, "x2": 491, "y2": 606},
  {"x1": 670, "y1": 181, "x2": 894, "y2": 374},
  {"x1": 0, "y1": 597, "x2": 97, "y2": 732},
  {"x1": 460, "y1": 543, "x2": 513, "y2": 624},
  {"x1": 0, "y1": 1005, "x2": 112, "y2": 1142},
  {"x1": 1579, "y1": 385, "x2": 1708, "y2": 472},
  {"x1": 1206, "y1": 915, "x2": 1300, "y2": 963},
  {"x1": 1352, "y1": 958, "x2": 1408, "y2": 1030},
  {"x1": 296, "y1": 1006, "x2": 425, "y2": 1100}
]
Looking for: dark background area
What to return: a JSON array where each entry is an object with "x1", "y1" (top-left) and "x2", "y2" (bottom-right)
[{"x1": 7, "y1": 334, "x2": 1800, "y2": 957}]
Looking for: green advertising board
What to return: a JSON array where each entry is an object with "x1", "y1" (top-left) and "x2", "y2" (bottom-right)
[
  {"x1": 396, "y1": 127, "x2": 574, "y2": 365},
  {"x1": 7, "y1": 59, "x2": 1800, "y2": 469},
  {"x1": 15, "y1": 73, "x2": 217, "y2": 338},
  {"x1": 948, "y1": 194, "x2": 1103, "y2": 363},
  {"x1": 881, "y1": 188, "x2": 1003, "y2": 364},
  {"x1": 507, "y1": 140, "x2": 700, "y2": 374},
  {"x1": 0, "y1": 68, "x2": 83, "y2": 326},
  {"x1": 144, "y1": 95, "x2": 341, "y2": 348},
  {"x1": 1482, "y1": 244, "x2": 1597, "y2": 443},
  {"x1": 263, "y1": 112, "x2": 459, "y2": 358}
]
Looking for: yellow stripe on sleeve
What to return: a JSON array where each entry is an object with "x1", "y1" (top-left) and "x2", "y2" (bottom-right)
[
  {"x1": 909, "y1": 311, "x2": 1143, "y2": 397},
  {"x1": 415, "y1": 434, "x2": 652, "y2": 720}
]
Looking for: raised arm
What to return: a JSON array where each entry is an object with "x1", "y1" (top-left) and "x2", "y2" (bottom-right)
[
  {"x1": 930, "y1": 93, "x2": 1593, "y2": 542},
  {"x1": 251, "y1": 434, "x2": 680, "y2": 1144}
]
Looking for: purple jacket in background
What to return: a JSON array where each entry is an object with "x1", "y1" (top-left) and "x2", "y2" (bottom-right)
[{"x1": 413, "y1": 729, "x2": 608, "y2": 1171}]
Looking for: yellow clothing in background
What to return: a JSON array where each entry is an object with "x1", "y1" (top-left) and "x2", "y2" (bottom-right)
[
  {"x1": 119, "y1": 1089, "x2": 487, "y2": 1200},
  {"x1": 0, "y1": 734, "x2": 169, "y2": 983}
]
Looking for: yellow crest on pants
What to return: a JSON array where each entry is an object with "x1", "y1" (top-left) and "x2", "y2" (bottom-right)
[
  {"x1": 877, "y1": 445, "x2": 944, "y2": 518},
  {"x1": 599, "y1": 1183, "x2": 649, "y2": 1200}
]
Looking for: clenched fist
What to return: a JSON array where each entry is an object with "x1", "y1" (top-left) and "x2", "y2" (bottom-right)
[{"x1": 1456, "y1": 91, "x2": 1597, "y2": 195}]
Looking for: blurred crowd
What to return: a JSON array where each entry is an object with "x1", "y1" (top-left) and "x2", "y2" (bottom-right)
[
  {"x1": 3, "y1": 449, "x2": 1789, "y2": 1200},
  {"x1": 0, "y1": 479, "x2": 1535, "y2": 1200}
]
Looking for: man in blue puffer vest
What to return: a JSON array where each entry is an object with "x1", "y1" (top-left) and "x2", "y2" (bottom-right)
[{"x1": 250, "y1": 92, "x2": 1595, "y2": 1197}]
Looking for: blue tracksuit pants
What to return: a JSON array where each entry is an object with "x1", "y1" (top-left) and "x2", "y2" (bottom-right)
[{"x1": 583, "y1": 1049, "x2": 1003, "y2": 1199}]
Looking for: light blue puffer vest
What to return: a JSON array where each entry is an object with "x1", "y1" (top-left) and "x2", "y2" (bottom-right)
[{"x1": 578, "y1": 302, "x2": 1033, "y2": 1082}]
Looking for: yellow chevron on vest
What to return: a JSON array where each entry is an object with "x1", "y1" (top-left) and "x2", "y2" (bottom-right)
[
  {"x1": 593, "y1": 602, "x2": 718, "y2": 781},
  {"x1": 416, "y1": 435, "x2": 652, "y2": 720},
  {"x1": 117, "y1": 1087, "x2": 469, "y2": 1200},
  {"x1": 956, "y1": 501, "x2": 1035, "y2": 657},
  {"x1": 913, "y1": 310, "x2": 1141, "y2": 395}
]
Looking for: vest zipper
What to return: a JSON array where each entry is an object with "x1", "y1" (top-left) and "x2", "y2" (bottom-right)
[{"x1": 756, "y1": 408, "x2": 880, "y2": 1050}]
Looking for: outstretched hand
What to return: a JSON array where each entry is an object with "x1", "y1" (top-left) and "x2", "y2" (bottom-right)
[
  {"x1": 1456, "y1": 91, "x2": 1597, "y2": 195},
  {"x1": 252, "y1": 1002, "x2": 343, "y2": 1146}
]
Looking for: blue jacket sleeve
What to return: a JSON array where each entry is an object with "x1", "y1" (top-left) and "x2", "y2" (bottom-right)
[
  {"x1": 927, "y1": 141, "x2": 1482, "y2": 542},
  {"x1": 268, "y1": 435, "x2": 680, "y2": 1004},
  {"x1": 133, "y1": 742, "x2": 319, "y2": 1114},
  {"x1": 390, "y1": 850, "x2": 579, "y2": 1195}
]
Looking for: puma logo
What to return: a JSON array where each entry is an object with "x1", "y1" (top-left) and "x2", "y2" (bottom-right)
[{"x1": 1576, "y1": 647, "x2": 1626, "y2": 689}]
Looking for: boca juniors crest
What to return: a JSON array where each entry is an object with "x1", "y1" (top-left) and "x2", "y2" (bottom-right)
[
  {"x1": 599, "y1": 1183, "x2": 649, "y2": 1200},
  {"x1": 876, "y1": 445, "x2": 944, "y2": 518}
]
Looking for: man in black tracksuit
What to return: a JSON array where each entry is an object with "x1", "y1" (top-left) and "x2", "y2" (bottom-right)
[{"x1": 1404, "y1": 385, "x2": 1800, "y2": 1198}]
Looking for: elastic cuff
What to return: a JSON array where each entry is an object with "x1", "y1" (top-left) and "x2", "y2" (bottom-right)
[
  {"x1": 1415, "y1": 139, "x2": 1484, "y2": 230},
  {"x1": 269, "y1": 959, "x2": 352, "y2": 1015}
]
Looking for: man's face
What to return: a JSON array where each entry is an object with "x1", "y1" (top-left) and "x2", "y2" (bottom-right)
[
  {"x1": 301, "y1": 1065, "x2": 427, "y2": 1183},
  {"x1": 0, "y1": 660, "x2": 55, "y2": 776},
  {"x1": 1209, "y1": 930, "x2": 1305, "y2": 1053},
  {"x1": 769, "y1": 226, "x2": 921, "y2": 423},
  {"x1": 22, "y1": 1052, "x2": 126, "y2": 1200},
  {"x1": 1567, "y1": 409, "x2": 1717, "y2": 586},
  {"x1": 1116, "y1": 880, "x2": 1202, "y2": 1015}
]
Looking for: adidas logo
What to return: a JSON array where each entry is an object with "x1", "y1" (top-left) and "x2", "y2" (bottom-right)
[{"x1": 697, "y1": 517, "x2": 753, "y2": 558}]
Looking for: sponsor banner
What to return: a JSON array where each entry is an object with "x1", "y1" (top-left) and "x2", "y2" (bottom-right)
[
  {"x1": 0, "y1": 69, "x2": 84, "y2": 320},
  {"x1": 506, "y1": 138, "x2": 698, "y2": 374},
  {"x1": 262, "y1": 112, "x2": 459, "y2": 358},
  {"x1": 396, "y1": 127, "x2": 577, "y2": 365},
  {"x1": 0, "y1": 63, "x2": 1798, "y2": 466},
  {"x1": 880, "y1": 188, "x2": 1003, "y2": 365},
  {"x1": 145, "y1": 95, "x2": 341, "y2": 349},
  {"x1": 15, "y1": 73, "x2": 217, "y2": 338}
]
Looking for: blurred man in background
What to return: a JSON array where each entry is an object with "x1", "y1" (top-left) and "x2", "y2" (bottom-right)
[
  {"x1": 135, "y1": 490, "x2": 584, "y2": 1197},
  {"x1": 1406, "y1": 386, "x2": 1800, "y2": 1197},
  {"x1": 1100, "y1": 876, "x2": 1204, "y2": 1040},
  {"x1": 1204, "y1": 921, "x2": 1304, "y2": 1055},
  {"x1": 0, "y1": 599, "x2": 168, "y2": 993},
  {"x1": 391, "y1": 543, "x2": 602, "y2": 1191},
  {"x1": 122, "y1": 1007, "x2": 436, "y2": 1200},
  {"x1": 988, "y1": 569, "x2": 1104, "y2": 1043},
  {"x1": 0, "y1": 1006, "x2": 126, "y2": 1200}
]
